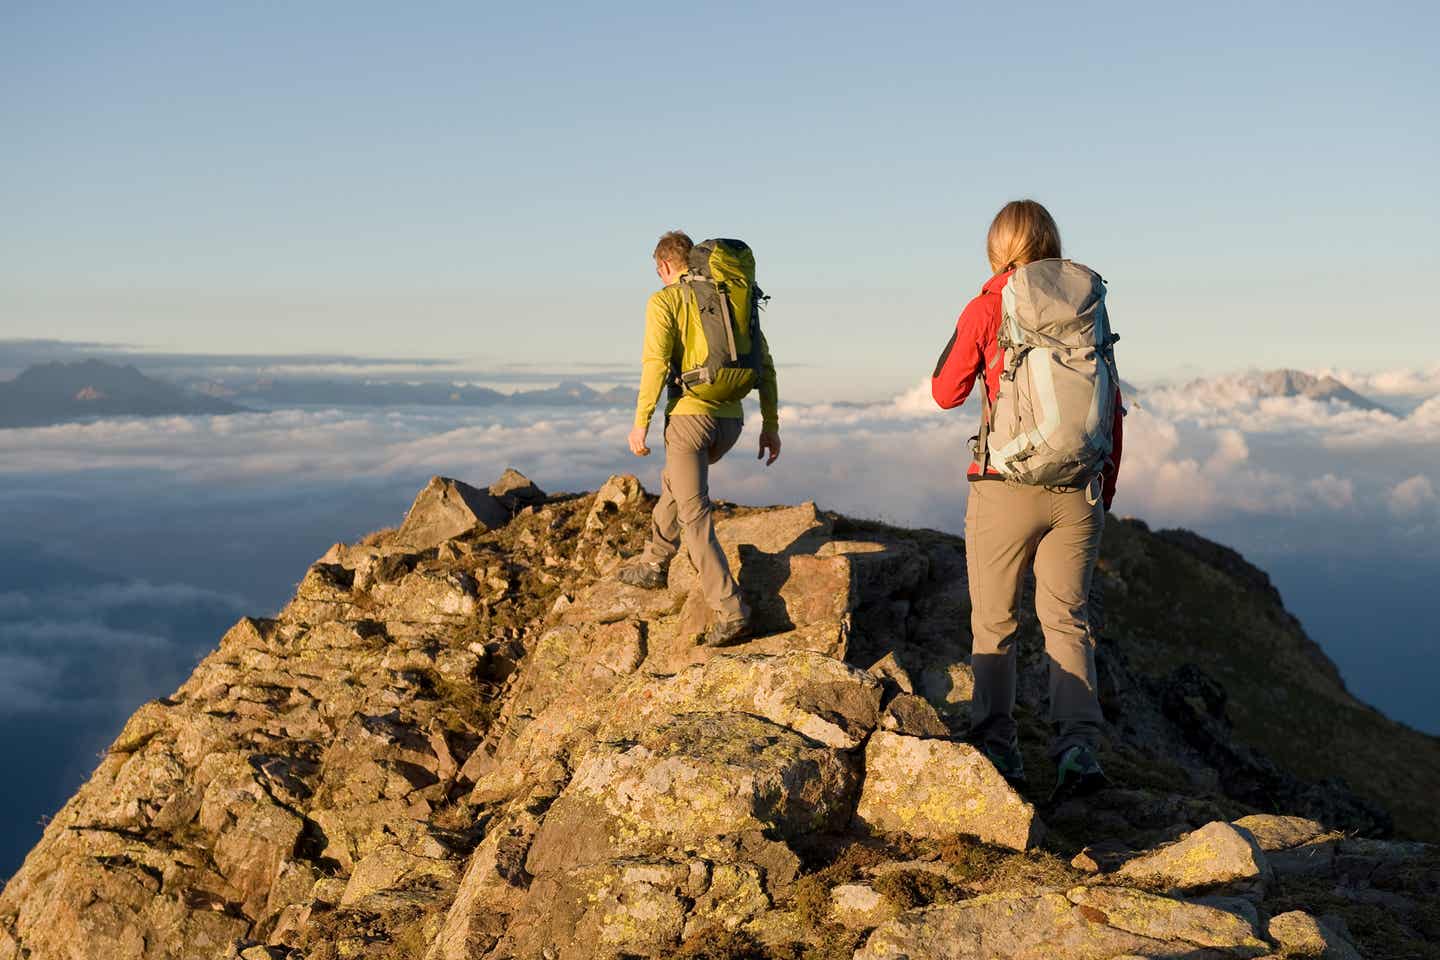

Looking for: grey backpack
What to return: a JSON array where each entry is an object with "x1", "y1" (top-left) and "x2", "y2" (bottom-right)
[{"x1": 978, "y1": 259, "x2": 1120, "y2": 487}]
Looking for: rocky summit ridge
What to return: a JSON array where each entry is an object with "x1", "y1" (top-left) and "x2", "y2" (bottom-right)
[{"x1": 2, "y1": 470, "x2": 1437, "y2": 960}]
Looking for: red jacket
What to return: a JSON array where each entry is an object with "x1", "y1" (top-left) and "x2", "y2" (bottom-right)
[{"x1": 930, "y1": 269, "x2": 1124, "y2": 510}]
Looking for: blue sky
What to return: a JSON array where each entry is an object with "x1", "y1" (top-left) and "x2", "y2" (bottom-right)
[{"x1": 3, "y1": 0, "x2": 1438, "y2": 399}]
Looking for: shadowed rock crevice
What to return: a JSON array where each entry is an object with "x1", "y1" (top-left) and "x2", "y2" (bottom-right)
[{"x1": 2, "y1": 471, "x2": 1436, "y2": 960}]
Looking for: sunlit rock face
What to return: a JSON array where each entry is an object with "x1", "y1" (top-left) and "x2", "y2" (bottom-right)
[{"x1": 3, "y1": 470, "x2": 1436, "y2": 960}]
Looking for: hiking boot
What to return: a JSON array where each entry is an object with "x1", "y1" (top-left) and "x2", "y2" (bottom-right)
[
  {"x1": 702, "y1": 615, "x2": 751, "y2": 648},
  {"x1": 616, "y1": 559, "x2": 668, "y2": 590},
  {"x1": 1050, "y1": 745, "x2": 1110, "y2": 802},
  {"x1": 980, "y1": 742, "x2": 1026, "y2": 786}
]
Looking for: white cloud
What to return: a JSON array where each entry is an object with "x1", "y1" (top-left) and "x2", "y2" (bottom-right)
[
  {"x1": 1309, "y1": 474, "x2": 1355, "y2": 510},
  {"x1": 1320, "y1": 364, "x2": 1440, "y2": 399},
  {"x1": 1388, "y1": 475, "x2": 1436, "y2": 518},
  {"x1": 0, "y1": 371, "x2": 1435, "y2": 543}
]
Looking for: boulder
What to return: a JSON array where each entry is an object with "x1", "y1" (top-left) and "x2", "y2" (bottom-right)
[
  {"x1": 585, "y1": 474, "x2": 646, "y2": 530},
  {"x1": 855, "y1": 731, "x2": 1043, "y2": 851},
  {"x1": 671, "y1": 549, "x2": 857, "y2": 646},
  {"x1": 525, "y1": 713, "x2": 859, "y2": 875},
  {"x1": 370, "y1": 568, "x2": 479, "y2": 621},
  {"x1": 341, "y1": 843, "x2": 462, "y2": 907},
  {"x1": 816, "y1": 539, "x2": 929, "y2": 603},
  {"x1": 867, "y1": 650, "x2": 915, "y2": 694},
  {"x1": 667, "y1": 502, "x2": 833, "y2": 595},
  {"x1": 396, "y1": 476, "x2": 511, "y2": 550},
  {"x1": 1111, "y1": 820, "x2": 1273, "y2": 893},
  {"x1": 599, "y1": 651, "x2": 883, "y2": 750},
  {"x1": 1066, "y1": 886, "x2": 1266, "y2": 951},
  {"x1": 1266, "y1": 911, "x2": 1362, "y2": 959},
  {"x1": 880, "y1": 693, "x2": 951, "y2": 738},
  {"x1": 857, "y1": 887, "x2": 1270, "y2": 960},
  {"x1": 489, "y1": 467, "x2": 546, "y2": 512},
  {"x1": 560, "y1": 579, "x2": 687, "y2": 626},
  {"x1": 1231, "y1": 814, "x2": 1328, "y2": 851}
]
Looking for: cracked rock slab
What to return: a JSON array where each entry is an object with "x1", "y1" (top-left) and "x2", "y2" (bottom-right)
[
  {"x1": 856, "y1": 731, "x2": 1043, "y2": 851},
  {"x1": 525, "y1": 713, "x2": 859, "y2": 876},
  {"x1": 857, "y1": 887, "x2": 1270, "y2": 960},
  {"x1": 599, "y1": 651, "x2": 883, "y2": 750}
]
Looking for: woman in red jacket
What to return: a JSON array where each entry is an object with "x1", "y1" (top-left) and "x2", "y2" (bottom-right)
[{"x1": 931, "y1": 199, "x2": 1124, "y2": 799}]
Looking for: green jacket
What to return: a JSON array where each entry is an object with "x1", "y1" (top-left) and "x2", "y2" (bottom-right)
[{"x1": 633, "y1": 280, "x2": 779, "y2": 432}]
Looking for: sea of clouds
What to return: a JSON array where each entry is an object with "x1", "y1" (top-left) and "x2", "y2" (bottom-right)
[{"x1": 2, "y1": 367, "x2": 1438, "y2": 875}]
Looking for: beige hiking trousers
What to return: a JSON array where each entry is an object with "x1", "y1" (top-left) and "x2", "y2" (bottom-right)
[
  {"x1": 640, "y1": 414, "x2": 745, "y2": 621},
  {"x1": 965, "y1": 477, "x2": 1105, "y2": 758}
]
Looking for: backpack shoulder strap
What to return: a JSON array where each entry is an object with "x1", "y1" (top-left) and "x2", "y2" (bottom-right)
[{"x1": 977, "y1": 377, "x2": 993, "y2": 474}]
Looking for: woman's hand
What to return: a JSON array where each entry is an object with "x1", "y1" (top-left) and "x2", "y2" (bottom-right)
[{"x1": 628, "y1": 425, "x2": 650, "y2": 457}]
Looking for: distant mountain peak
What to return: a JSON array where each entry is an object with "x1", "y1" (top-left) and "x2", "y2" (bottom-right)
[
  {"x1": 1250, "y1": 368, "x2": 1391, "y2": 412},
  {"x1": 0, "y1": 359, "x2": 242, "y2": 428}
]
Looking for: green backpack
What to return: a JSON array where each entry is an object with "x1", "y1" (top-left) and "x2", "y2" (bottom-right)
[{"x1": 673, "y1": 238, "x2": 767, "y2": 404}]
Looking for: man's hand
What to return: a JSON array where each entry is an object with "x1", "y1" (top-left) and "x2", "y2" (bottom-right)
[
  {"x1": 757, "y1": 430, "x2": 781, "y2": 466},
  {"x1": 628, "y1": 425, "x2": 651, "y2": 457}
]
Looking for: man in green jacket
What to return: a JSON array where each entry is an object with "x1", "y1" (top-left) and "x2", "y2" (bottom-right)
[{"x1": 619, "y1": 230, "x2": 781, "y2": 646}]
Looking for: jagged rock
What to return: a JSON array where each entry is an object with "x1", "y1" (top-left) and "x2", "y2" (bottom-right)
[
  {"x1": 211, "y1": 796, "x2": 305, "y2": 919},
  {"x1": 283, "y1": 562, "x2": 365, "y2": 623},
  {"x1": 855, "y1": 731, "x2": 1043, "y2": 851},
  {"x1": 585, "y1": 473, "x2": 645, "y2": 530},
  {"x1": 0, "y1": 855, "x2": 251, "y2": 960},
  {"x1": 684, "y1": 862, "x2": 770, "y2": 936},
  {"x1": 1231, "y1": 815, "x2": 1338, "y2": 877},
  {"x1": 428, "y1": 814, "x2": 538, "y2": 960},
  {"x1": 817, "y1": 538, "x2": 929, "y2": 602},
  {"x1": 857, "y1": 886, "x2": 1269, "y2": 959},
  {"x1": 371, "y1": 568, "x2": 479, "y2": 621},
  {"x1": 466, "y1": 620, "x2": 647, "y2": 804},
  {"x1": 1267, "y1": 911, "x2": 1362, "y2": 959},
  {"x1": 1232, "y1": 814, "x2": 1328, "y2": 851},
  {"x1": 526, "y1": 713, "x2": 859, "y2": 875},
  {"x1": 341, "y1": 843, "x2": 461, "y2": 907},
  {"x1": 396, "y1": 475, "x2": 512, "y2": 549},
  {"x1": 494, "y1": 857, "x2": 764, "y2": 960},
  {"x1": 1111, "y1": 820, "x2": 1273, "y2": 893},
  {"x1": 867, "y1": 650, "x2": 915, "y2": 693},
  {"x1": 830, "y1": 883, "x2": 901, "y2": 929},
  {"x1": 599, "y1": 651, "x2": 883, "y2": 749},
  {"x1": 880, "y1": 692, "x2": 951, "y2": 738},
  {"x1": 561, "y1": 579, "x2": 687, "y2": 626},
  {"x1": 1067, "y1": 886, "x2": 1267, "y2": 951},
  {"x1": 489, "y1": 467, "x2": 546, "y2": 512},
  {"x1": 667, "y1": 502, "x2": 833, "y2": 595}
]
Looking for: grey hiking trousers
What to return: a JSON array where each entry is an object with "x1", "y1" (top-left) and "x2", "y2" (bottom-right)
[
  {"x1": 965, "y1": 477, "x2": 1105, "y2": 758},
  {"x1": 640, "y1": 414, "x2": 745, "y2": 621}
]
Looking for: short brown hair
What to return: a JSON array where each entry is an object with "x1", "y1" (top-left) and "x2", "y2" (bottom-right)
[
  {"x1": 653, "y1": 230, "x2": 694, "y2": 268},
  {"x1": 986, "y1": 200, "x2": 1062, "y2": 274}
]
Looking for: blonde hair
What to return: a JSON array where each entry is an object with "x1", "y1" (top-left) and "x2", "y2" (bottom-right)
[
  {"x1": 986, "y1": 199, "x2": 1062, "y2": 275},
  {"x1": 653, "y1": 230, "x2": 694, "y2": 269}
]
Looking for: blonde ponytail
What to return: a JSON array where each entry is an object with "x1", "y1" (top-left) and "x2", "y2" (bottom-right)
[{"x1": 986, "y1": 199, "x2": 1062, "y2": 275}]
